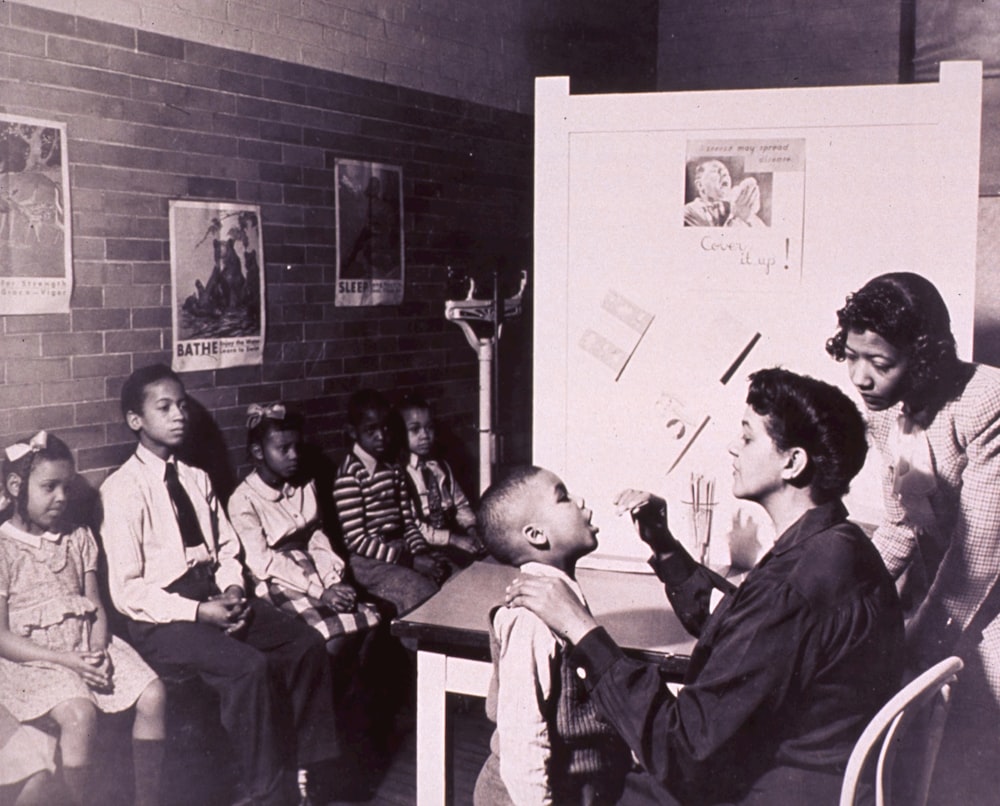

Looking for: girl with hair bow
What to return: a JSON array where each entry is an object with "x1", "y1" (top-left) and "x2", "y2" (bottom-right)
[
  {"x1": 228, "y1": 404, "x2": 383, "y2": 797},
  {"x1": 0, "y1": 431, "x2": 166, "y2": 805}
]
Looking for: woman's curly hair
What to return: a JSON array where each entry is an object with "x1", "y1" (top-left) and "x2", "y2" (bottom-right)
[
  {"x1": 825, "y1": 272, "x2": 963, "y2": 412},
  {"x1": 746, "y1": 367, "x2": 868, "y2": 504}
]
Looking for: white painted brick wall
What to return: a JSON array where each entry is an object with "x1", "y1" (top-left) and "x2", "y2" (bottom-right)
[{"x1": 13, "y1": 0, "x2": 537, "y2": 111}]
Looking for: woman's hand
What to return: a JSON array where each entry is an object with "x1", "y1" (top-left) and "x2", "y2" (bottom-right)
[
  {"x1": 613, "y1": 489, "x2": 681, "y2": 555},
  {"x1": 613, "y1": 488, "x2": 658, "y2": 516},
  {"x1": 505, "y1": 574, "x2": 598, "y2": 645},
  {"x1": 321, "y1": 583, "x2": 358, "y2": 613}
]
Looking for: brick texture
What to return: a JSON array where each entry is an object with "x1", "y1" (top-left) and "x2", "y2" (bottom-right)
[
  {"x1": 11, "y1": 0, "x2": 540, "y2": 113},
  {"x1": 0, "y1": 4, "x2": 533, "y2": 500}
]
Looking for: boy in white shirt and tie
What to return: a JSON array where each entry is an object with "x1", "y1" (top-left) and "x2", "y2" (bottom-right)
[{"x1": 99, "y1": 364, "x2": 341, "y2": 806}]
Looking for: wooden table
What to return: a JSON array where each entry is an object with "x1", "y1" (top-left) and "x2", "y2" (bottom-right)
[{"x1": 391, "y1": 560, "x2": 697, "y2": 805}]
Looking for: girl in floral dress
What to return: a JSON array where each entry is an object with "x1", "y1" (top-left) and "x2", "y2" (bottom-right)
[{"x1": 0, "y1": 432, "x2": 166, "y2": 806}]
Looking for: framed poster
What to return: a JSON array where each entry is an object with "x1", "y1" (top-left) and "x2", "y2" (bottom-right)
[
  {"x1": 0, "y1": 114, "x2": 72, "y2": 314},
  {"x1": 169, "y1": 201, "x2": 265, "y2": 372},
  {"x1": 335, "y1": 159, "x2": 404, "y2": 306}
]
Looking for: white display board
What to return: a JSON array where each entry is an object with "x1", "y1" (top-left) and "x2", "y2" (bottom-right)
[{"x1": 533, "y1": 63, "x2": 983, "y2": 570}]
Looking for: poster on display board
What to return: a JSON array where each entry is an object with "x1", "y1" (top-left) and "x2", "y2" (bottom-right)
[
  {"x1": 335, "y1": 159, "x2": 404, "y2": 306},
  {"x1": 169, "y1": 201, "x2": 265, "y2": 373},
  {"x1": 534, "y1": 65, "x2": 982, "y2": 570},
  {"x1": 682, "y1": 138, "x2": 806, "y2": 280},
  {"x1": 0, "y1": 114, "x2": 72, "y2": 314}
]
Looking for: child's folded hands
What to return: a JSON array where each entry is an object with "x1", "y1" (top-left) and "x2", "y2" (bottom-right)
[
  {"x1": 65, "y1": 650, "x2": 112, "y2": 690},
  {"x1": 320, "y1": 583, "x2": 358, "y2": 612}
]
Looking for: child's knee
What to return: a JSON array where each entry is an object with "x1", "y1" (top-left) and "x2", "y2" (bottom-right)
[
  {"x1": 136, "y1": 677, "x2": 167, "y2": 719},
  {"x1": 51, "y1": 697, "x2": 98, "y2": 733},
  {"x1": 324, "y1": 632, "x2": 358, "y2": 660}
]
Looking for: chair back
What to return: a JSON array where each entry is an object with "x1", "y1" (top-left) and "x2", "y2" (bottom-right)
[{"x1": 839, "y1": 655, "x2": 963, "y2": 806}]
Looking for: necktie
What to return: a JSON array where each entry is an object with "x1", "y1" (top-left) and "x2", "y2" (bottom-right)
[
  {"x1": 164, "y1": 462, "x2": 206, "y2": 548},
  {"x1": 420, "y1": 462, "x2": 446, "y2": 529}
]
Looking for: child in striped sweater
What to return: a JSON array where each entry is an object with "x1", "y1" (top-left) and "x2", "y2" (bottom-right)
[{"x1": 333, "y1": 388, "x2": 449, "y2": 618}]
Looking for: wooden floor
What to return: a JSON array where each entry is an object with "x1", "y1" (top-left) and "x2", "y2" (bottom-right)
[
  {"x1": 86, "y1": 690, "x2": 495, "y2": 806},
  {"x1": 328, "y1": 694, "x2": 662, "y2": 806},
  {"x1": 90, "y1": 688, "x2": 661, "y2": 806},
  {"x1": 333, "y1": 694, "x2": 492, "y2": 806}
]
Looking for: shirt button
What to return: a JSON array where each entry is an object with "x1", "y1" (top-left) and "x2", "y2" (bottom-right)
[{"x1": 575, "y1": 666, "x2": 587, "y2": 680}]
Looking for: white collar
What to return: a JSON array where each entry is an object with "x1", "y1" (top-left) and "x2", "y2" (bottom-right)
[
  {"x1": 243, "y1": 469, "x2": 296, "y2": 501},
  {"x1": 0, "y1": 520, "x2": 61, "y2": 549},
  {"x1": 519, "y1": 561, "x2": 587, "y2": 605},
  {"x1": 352, "y1": 443, "x2": 381, "y2": 475},
  {"x1": 408, "y1": 453, "x2": 437, "y2": 470},
  {"x1": 135, "y1": 442, "x2": 172, "y2": 476}
]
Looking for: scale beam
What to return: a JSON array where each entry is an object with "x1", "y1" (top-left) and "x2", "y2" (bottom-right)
[{"x1": 444, "y1": 270, "x2": 528, "y2": 491}]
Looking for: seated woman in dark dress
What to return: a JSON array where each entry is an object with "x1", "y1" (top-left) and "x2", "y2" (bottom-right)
[{"x1": 506, "y1": 367, "x2": 905, "y2": 806}]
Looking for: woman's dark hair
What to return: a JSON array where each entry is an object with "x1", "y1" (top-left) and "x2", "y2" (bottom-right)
[
  {"x1": 746, "y1": 368, "x2": 867, "y2": 504},
  {"x1": 825, "y1": 272, "x2": 963, "y2": 411},
  {"x1": 2, "y1": 432, "x2": 75, "y2": 522}
]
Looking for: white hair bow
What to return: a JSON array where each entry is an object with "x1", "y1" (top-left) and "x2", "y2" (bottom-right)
[
  {"x1": 246, "y1": 402, "x2": 286, "y2": 431},
  {"x1": 5, "y1": 430, "x2": 48, "y2": 462}
]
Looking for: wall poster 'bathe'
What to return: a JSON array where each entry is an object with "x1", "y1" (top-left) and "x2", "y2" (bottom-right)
[
  {"x1": 0, "y1": 113, "x2": 72, "y2": 314},
  {"x1": 169, "y1": 201, "x2": 265, "y2": 372}
]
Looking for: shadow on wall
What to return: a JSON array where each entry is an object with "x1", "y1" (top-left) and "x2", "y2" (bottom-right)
[
  {"x1": 301, "y1": 440, "x2": 349, "y2": 555},
  {"x1": 975, "y1": 196, "x2": 1000, "y2": 367},
  {"x1": 974, "y1": 322, "x2": 1000, "y2": 368},
  {"x1": 179, "y1": 396, "x2": 238, "y2": 502}
]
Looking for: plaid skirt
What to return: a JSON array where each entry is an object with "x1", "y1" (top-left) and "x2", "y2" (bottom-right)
[{"x1": 259, "y1": 548, "x2": 381, "y2": 640}]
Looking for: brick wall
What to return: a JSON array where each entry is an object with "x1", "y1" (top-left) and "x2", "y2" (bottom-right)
[
  {"x1": 9, "y1": 0, "x2": 541, "y2": 113},
  {"x1": 0, "y1": 2, "x2": 533, "y2": 504}
]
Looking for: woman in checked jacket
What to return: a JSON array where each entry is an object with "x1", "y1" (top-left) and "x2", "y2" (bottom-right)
[{"x1": 827, "y1": 271, "x2": 1000, "y2": 804}]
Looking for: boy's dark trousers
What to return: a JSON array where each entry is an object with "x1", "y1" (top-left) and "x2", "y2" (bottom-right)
[{"x1": 126, "y1": 566, "x2": 340, "y2": 806}]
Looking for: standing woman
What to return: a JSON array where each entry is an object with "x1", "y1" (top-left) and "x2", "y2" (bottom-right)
[
  {"x1": 506, "y1": 368, "x2": 903, "y2": 805},
  {"x1": 826, "y1": 271, "x2": 1000, "y2": 801}
]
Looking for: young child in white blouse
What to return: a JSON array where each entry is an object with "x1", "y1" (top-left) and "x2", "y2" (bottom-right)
[
  {"x1": 473, "y1": 466, "x2": 630, "y2": 806},
  {"x1": 228, "y1": 402, "x2": 381, "y2": 655},
  {"x1": 228, "y1": 402, "x2": 384, "y2": 798},
  {"x1": 0, "y1": 431, "x2": 165, "y2": 806}
]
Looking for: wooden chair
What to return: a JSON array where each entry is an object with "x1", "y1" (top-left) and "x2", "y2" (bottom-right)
[{"x1": 839, "y1": 655, "x2": 963, "y2": 806}]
